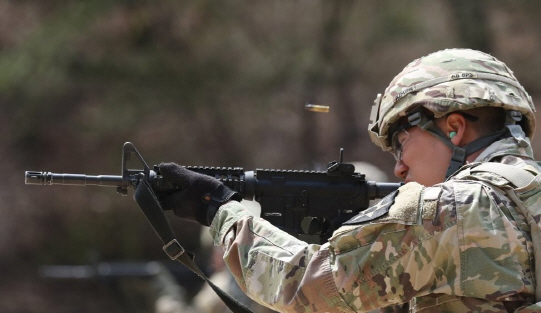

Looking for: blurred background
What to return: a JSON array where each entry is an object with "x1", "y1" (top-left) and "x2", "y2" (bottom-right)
[{"x1": 2, "y1": 1, "x2": 541, "y2": 312}]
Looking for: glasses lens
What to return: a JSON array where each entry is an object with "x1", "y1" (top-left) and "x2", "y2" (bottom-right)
[{"x1": 391, "y1": 127, "x2": 411, "y2": 161}]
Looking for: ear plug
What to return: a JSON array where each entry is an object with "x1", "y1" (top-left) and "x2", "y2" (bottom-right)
[{"x1": 449, "y1": 131, "x2": 457, "y2": 139}]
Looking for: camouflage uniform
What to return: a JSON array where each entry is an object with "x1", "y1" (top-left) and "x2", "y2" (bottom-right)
[
  {"x1": 208, "y1": 49, "x2": 541, "y2": 312},
  {"x1": 210, "y1": 128, "x2": 541, "y2": 312}
]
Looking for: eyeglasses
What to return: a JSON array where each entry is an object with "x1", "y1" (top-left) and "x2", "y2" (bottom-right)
[{"x1": 391, "y1": 126, "x2": 413, "y2": 161}]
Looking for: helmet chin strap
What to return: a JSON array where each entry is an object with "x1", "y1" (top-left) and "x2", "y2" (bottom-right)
[
  {"x1": 406, "y1": 110, "x2": 518, "y2": 179},
  {"x1": 443, "y1": 129, "x2": 509, "y2": 178}
]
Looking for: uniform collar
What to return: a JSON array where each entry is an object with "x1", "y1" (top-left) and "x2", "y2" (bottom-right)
[{"x1": 474, "y1": 125, "x2": 535, "y2": 163}]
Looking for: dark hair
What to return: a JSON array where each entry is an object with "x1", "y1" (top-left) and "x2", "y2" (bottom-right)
[{"x1": 458, "y1": 107, "x2": 506, "y2": 136}]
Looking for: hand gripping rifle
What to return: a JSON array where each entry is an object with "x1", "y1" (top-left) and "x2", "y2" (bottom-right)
[{"x1": 25, "y1": 142, "x2": 400, "y2": 243}]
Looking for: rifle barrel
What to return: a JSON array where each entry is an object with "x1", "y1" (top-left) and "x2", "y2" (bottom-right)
[{"x1": 25, "y1": 171, "x2": 123, "y2": 187}]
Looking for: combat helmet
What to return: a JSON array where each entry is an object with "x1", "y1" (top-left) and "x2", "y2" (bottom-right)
[{"x1": 368, "y1": 48, "x2": 536, "y2": 177}]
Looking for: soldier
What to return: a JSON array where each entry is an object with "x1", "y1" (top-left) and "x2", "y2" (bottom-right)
[{"x1": 155, "y1": 49, "x2": 541, "y2": 312}]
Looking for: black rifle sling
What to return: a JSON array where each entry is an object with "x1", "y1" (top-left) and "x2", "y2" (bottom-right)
[{"x1": 134, "y1": 179, "x2": 253, "y2": 313}]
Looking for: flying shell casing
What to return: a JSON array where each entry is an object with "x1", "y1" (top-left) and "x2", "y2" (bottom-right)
[{"x1": 304, "y1": 104, "x2": 330, "y2": 113}]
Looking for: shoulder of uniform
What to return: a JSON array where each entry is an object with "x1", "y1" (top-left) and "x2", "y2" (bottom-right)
[
  {"x1": 342, "y1": 182, "x2": 446, "y2": 226},
  {"x1": 453, "y1": 162, "x2": 539, "y2": 189}
]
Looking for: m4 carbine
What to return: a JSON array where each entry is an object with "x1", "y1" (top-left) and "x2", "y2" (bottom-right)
[{"x1": 25, "y1": 142, "x2": 400, "y2": 243}]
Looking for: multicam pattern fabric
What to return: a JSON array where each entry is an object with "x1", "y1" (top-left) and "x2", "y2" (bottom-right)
[
  {"x1": 368, "y1": 49, "x2": 536, "y2": 152},
  {"x1": 209, "y1": 130, "x2": 541, "y2": 312},
  {"x1": 342, "y1": 189, "x2": 399, "y2": 225}
]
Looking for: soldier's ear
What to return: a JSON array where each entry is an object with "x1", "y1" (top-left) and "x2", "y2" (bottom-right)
[{"x1": 443, "y1": 113, "x2": 466, "y2": 146}]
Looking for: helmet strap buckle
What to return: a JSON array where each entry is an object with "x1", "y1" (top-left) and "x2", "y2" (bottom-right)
[
  {"x1": 506, "y1": 110, "x2": 522, "y2": 125},
  {"x1": 407, "y1": 111, "x2": 423, "y2": 126},
  {"x1": 407, "y1": 110, "x2": 438, "y2": 132}
]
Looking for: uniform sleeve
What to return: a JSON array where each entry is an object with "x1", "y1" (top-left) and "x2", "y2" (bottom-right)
[{"x1": 209, "y1": 201, "x2": 355, "y2": 313}]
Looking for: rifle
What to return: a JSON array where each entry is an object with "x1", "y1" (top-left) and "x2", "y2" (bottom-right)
[{"x1": 25, "y1": 142, "x2": 400, "y2": 243}]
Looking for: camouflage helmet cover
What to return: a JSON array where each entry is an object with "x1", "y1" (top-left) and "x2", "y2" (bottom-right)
[{"x1": 368, "y1": 48, "x2": 536, "y2": 152}]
